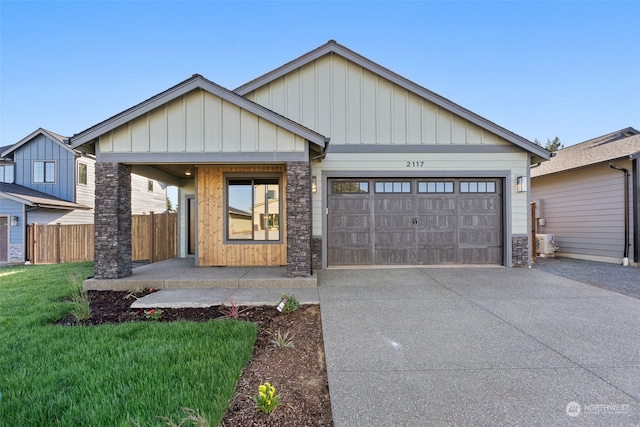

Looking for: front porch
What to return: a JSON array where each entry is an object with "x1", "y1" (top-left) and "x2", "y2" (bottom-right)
[{"x1": 83, "y1": 258, "x2": 317, "y2": 291}]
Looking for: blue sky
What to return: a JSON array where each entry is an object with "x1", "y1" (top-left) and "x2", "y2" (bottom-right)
[{"x1": 1, "y1": 1, "x2": 639, "y2": 148}]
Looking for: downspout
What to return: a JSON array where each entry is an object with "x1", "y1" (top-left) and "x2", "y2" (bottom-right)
[
  {"x1": 609, "y1": 162, "x2": 630, "y2": 265},
  {"x1": 633, "y1": 155, "x2": 639, "y2": 263}
]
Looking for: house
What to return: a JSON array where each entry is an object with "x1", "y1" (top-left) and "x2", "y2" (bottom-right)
[
  {"x1": 531, "y1": 127, "x2": 640, "y2": 265},
  {"x1": 68, "y1": 40, "x2": 550, "y2": 280},
  {"x1": 0, "y1": 128, "x2": 168, "y2": 263}
]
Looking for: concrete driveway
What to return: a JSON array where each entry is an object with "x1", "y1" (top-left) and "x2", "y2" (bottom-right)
[{"x1": 318, "y1": 267, "x2": 640, "y2": 426}]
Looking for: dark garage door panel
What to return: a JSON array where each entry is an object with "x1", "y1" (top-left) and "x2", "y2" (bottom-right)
[
  {"x1": 328, "y1": 178, "x2": 502, "y2": 266},
  {"x1": 327, "y1": 194, "x2": 372, "y2": 265}
]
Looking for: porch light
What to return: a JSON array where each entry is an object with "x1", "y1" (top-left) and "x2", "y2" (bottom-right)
[
  {"x1": 312, "y1": 176, "x2": 317, "y2": 193},
  {"x1": 516, "y1": 176, "x2": 527, "y2": 192},
  {"x1": 184, "y1": 169, "x2": 192, "y2": 176},
  {"x1": 10, "y1": 216, "x2": 18, "y2": 226}
]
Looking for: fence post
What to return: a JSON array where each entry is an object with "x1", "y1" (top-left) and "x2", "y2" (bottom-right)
[
  {"x1": 150, "y1": 212, "x2": 155, "y2": 264},
  {"x1": 32, "y1": 223, "x2": 38, "y2": 265},
  {"x1": 56, "y1": 223, "x2": 62, "y2": 264}
]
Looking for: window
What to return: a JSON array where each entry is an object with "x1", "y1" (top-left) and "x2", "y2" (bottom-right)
[
  {"x1": 227, "y1": 177, "x2": 280, "y2": 241},
  {"x1": 460, "y1": 181, "x2": 496, "y2": 193},
  {"x1": 418, "y1": 181, "x2": 454, "y2": 193},
  {"x1": 0, "y1": 164, "x2": 14, "y2": 183},
  {"x1": 375, "y1": 181, "x2": 411, "y2": 193},
  {"x1": 33, "y1": 161, "x2": 55, "y2": 183},
  {"x1": 332, "y1": 181, "x2": 369, "y2": 193},
  {"x1": 148, "y1": 180, "x2": 154, "y2": 192},
  {"x1": 78, "y1": 163, "x2": 87, "y2": 185}
]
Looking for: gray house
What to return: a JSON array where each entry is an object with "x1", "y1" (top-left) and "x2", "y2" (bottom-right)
[
  {"x1": 0, "y1": 128, "x2": 168, "y2": 263},
  {"x1": 531, "y1": 127, "x2": 640, "y2": 265},
  {"x1": 68, "y1": 40, "x2": 550, "y2": 281}
]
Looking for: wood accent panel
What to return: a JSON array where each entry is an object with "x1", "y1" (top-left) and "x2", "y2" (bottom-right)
[{"x1": 197, "y1": 165, "x2": 287, "y2": 266}]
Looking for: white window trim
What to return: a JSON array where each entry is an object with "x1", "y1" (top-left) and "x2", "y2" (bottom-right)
[{"x1": 32, "y1": 160, "x2": 56, "y2": 184}]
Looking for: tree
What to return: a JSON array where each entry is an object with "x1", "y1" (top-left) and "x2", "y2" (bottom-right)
[
  {"x1": 166, "y1": 197, "x2": 176, "y2": 213},
  {"x1": 545, "y1": 136, "x2": 564, "y2": 152},
  {"x1": 534, "y1": 137, "x2": 564, "y2": 152}
]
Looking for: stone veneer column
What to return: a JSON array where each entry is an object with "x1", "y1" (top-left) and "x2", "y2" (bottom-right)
[
  {"x1": 511, "y1": 235, "x2": 529, "y2": 267},
  {"x1": 94, "y1": 163, "x2": 132, "y2": 279},
  {"x1": 286, "y1": 161, "x2": 312, "y2": 277}
]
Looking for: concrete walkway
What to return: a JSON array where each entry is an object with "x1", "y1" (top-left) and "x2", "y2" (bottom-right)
[
  {"x1": 130, "y1": 287, "x2": 319, "y2": 309},
  {"x1": 318, "y1": 267, "x2": 640, "y2": 426}
]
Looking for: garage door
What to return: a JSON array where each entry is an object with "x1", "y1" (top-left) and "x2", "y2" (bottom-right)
[{"x1": 327, "y1": 178, "x2": 502, "y2": 266}]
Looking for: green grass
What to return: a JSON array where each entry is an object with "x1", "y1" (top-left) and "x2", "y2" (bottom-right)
[{"x1": 0, "y1": 263, "x2": 258, "y2": 426}]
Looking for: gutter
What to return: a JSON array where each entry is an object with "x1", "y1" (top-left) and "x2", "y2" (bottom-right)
[
  {"x1": 311, "y1": 138, "x2": 331, "y2": 162},
  {"x1": 609, "y1": 162, "x2": 630, "y2": 265}
]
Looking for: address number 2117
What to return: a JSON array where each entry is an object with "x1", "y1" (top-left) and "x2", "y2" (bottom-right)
[{"x1": 406, "y1": 161, "x2": 424, "y2": 167}]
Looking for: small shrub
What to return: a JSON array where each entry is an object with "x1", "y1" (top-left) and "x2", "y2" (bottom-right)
[
  {"x1": 270, "y1": 329, "x2": 294, "y2": 349},
  {"x1": 221, "y1": 301, "x2": 248, "y2": 319},
  {"x1": 144, "y1": 308, "x2": 163, "y2": 320},
  {"x1": 67, "y1": 272, "x2": 90, "y2": 321},
  {"x1": 278, "y1": 294, "x2": 299, "y2": 313},
  {"x1": 252, "y1": 382, "x2": 280, "y2": 415},
  {"x1": 155, "y1": 406, "x2": 210, "y2": 427}
]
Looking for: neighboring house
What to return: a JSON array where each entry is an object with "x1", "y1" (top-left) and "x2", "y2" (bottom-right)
[
  {"x1": 0, "y1": 128, "x2": 168, "y2": 263},
  {"x1": 531, "y1": 127, "x2": 640, "y2": 265},
  {"x1": 68, "y1": 40, "x2": 550, "y2": 280}
]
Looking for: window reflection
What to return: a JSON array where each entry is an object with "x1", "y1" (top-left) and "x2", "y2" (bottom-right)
[{"x1": 228, "y1": 178, "x2": 280, "y2": 241}]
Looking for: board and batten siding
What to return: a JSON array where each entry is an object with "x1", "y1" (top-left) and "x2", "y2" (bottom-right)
[
  {"x1": 197, "y1": 165, "x2": 287, "y2": 267},
  {"x1": 531, "y1": 161, "x2": 635, "y2": 262},
  {"x1": 14, "y1": 134, "x2": 75, "y2": 201},
  {"x1": 98, "y1": 89, "x2": 307, "y2": 155},
  {"x1": 244, "y1": 53, "x2": 511, "y2": 147},
  {"x1": 312, "y1": 151, "x2": 529, "y2": 236},
  {"x1": 0, "y1": 198, "x2": 25, "y2": 245}
]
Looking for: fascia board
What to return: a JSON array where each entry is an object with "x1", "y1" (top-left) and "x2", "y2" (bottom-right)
[
  {"x1": 1, "y1": 128, "x2": 74, "y2": 158},
  {"x1": 0, "y1": 191, "x2": 33, "y2": 206},
  {"x1": 235, "y1": 41, "x2": 549, "y2": 160},
  {"x1": 70, "y1": 76, "x2": 327, "y2": 149}
]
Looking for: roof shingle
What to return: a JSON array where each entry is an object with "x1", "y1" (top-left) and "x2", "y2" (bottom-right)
[{"x1": 531, "y1": 128, "x2": 640, "y2": 177}]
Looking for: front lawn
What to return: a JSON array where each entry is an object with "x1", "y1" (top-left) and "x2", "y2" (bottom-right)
[{"x1": 0, "y1": 263, "x2": 257, "y2": 426}]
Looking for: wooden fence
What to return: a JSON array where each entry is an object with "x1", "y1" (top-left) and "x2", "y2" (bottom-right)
[{"x1": 26, "y1": 212, "x2": 177, "y2": 264}]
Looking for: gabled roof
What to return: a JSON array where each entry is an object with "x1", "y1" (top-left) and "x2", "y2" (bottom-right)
[
  {"x1": 69, "y1": 74, "x2": 329, "y2": 149},
  {"x1": 1, "y1": 128, "x2": 73, "y2": 158},
  {"x1": 235, "y1": 40, "x2": 550, "y2": 161},
  {"x1": 531, "y1": 127, "x2": 640, "y2": 177},
  {"x1": 0, "y1": 183, "x2": 91, "y2": 210}
]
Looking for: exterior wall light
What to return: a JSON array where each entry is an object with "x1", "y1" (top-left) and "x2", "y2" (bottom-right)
[
  {"x1": 10, "y1": 216, "x2": 19, "y2": 226},
  {"x1": 311, "y1": 176, "x2": 317, "y2": 193},
  {"x1": 516, "y1": 176, "x2": 527, "y2": 192}
]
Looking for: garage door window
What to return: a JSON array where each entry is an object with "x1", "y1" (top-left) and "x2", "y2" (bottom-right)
[
  {"x1": 332, "y1": 181, "x2": 369, "y2": 193},
  {"x1": 375, "y1": 181, "x2": 411, "y2": 193},
  {"x1": 418, "y1": 181, "x2": 454, "y2": 193},
  {"x1": 460, "y1": 181, "x2": 496, "y2": 193}
]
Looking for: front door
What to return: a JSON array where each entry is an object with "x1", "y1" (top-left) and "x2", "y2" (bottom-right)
[{"x1": 188, "y1": 197, "x2": 196, "y2": 255}]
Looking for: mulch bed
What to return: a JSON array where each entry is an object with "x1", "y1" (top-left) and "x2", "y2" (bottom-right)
[{"x1": 58, "y1": 290, "x2": 333, "y2": 426}]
